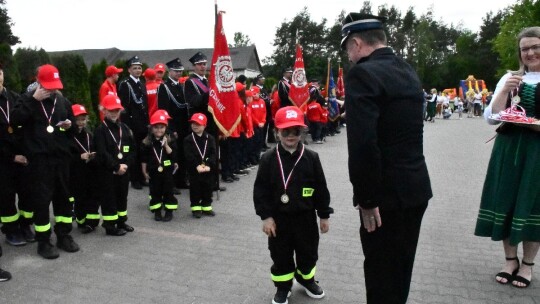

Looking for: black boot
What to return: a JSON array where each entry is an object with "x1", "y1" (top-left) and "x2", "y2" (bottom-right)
[
  {"x1": 154, "y1": 210, "x2": 163, "y2": 221},
  {"x1": 117, "y1": 223, "x2": 134, "y2": 232},
  {"x1": 162, "y1": 210, "x2": 173, "y2": 222},
  {"x1": 38, "y1": 240, "x2": 59, "y2": 259},
  {"x1": 56, "y1": 235, "x2": 80, "y2": 253}
]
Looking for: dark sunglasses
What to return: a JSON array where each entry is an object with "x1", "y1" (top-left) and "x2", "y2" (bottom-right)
[{"x1": 280, "y1": 127, "x2": 302, "y2": 137}]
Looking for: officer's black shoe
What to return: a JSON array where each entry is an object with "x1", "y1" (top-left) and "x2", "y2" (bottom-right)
[
  {"x1": 221, "y1": 176, "x2": 234, "y2": 183},
  {"x1": 192, "y1": 211, "x2": 202, "y2": 218},
  {"x1": 105, "y1": 227, "x2": 127, "y2": 236},
  {"x1": 173, "y1": 187, "x2": 182, "y2": 195},
  {"x1": 118, "y1": 223, "x2": 134, "y2": 232},
  {"x1": 154, "y1": 210, "x2": 163, "y2": 221},
  {"x1": 297, "y1": 280, "x2": 325, "y2": 299},
  {"x1": 20, "y1": 225, "x2": 36, "y2": 243},
  {"x1": 141, "y1": 180, "x2": 149, "y2": 187},
  {"x1": 131, "y1": 181, "x2": 143, "y2": 190},
  {"x1": 79, "y1": 225, "x2": 95, "y2": 234},
  {"x1": 272, "y1": 288, "x2": 291, "y2": 304},
  {"x1": 37, "y1": 241, "x2": 59, "y2": 259},
  {"x1": 203, "y1": 210, "x2": 216, "y2": 217},
  {"x1": 57, "y1": 235, "x2": 80, "y2": 253},
  {"x1": 162, "y1": 211, "x2": 173, "y2": 222},
  {"x1": 0, "y1": 268, "x2": 12, "y2": 282},
  {"x1": 233, "y1": 169, "x2": 249, "y2": 176},
  {"x1": 231, "y1": 175, "x2": 240, "y2": 181}
]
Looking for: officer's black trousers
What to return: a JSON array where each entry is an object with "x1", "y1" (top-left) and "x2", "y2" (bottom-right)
[
  {"x1": 269, "y1": 211, "x2": 319, "y2": 289},
  {"x1": 0, "y1": 162, "x2": 33, "y2": 234},
  {"x1": 360, "y1": 203, "x2": 428, "y2": 304},
  {"x1": 28, "y1": 158, "x2": 73, "y2": 241}
]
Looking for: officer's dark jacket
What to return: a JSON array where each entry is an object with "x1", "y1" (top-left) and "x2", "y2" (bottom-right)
[
  {"x1": 140, "y1": 135, "x2": 177, "y2": 173},
  {"x1": 183, "y1": 131, "x2": 216, "y2": 180},
  {"x1": 278, "y1": 79, "x2": 293, "y2": 108},
  {"x1": 11, "y1": 91, "x2": 74, "y2": 160},
  {"x1": 345, "y1": 47, "x2": 432, "y2": 211},
  {"x1": 117, "y1": 77, "x2": 149, "y2": 136},
  {"x1": 0, "y1": 87, "x2": 22, "y2": 163},
  {"x1": 184, "y1": 75, "x2": 217, "y2": 136},
  {"x1": 254, "y1": 143, "x2": 333, "y2": 220},
  {"x1": 93, "y1": 118, "x2": 135, "y2": 172},
  {"x1": 157, "y1": 78, "x2": 189, "y2": 136}
]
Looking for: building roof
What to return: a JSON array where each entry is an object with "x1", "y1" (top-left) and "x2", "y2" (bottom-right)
[{"x1": 48, "y1": 45, "x2": 262, "y2": 74}]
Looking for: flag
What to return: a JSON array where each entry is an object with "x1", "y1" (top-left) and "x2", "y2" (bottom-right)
[
  {"x1": 336, "y1": 67, "x2": 345, "y2": 99},
  {"x1": 288, "y1": 44, "x2": 310, "y2": 109},
  {"x1": 208, "y1": 11, "x2": 241, "y2": 136},
  {"x1": 327, "y1": 69, "x2": 340, "y2": 121}
]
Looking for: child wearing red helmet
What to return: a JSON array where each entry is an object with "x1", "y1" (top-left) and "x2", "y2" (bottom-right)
[
  {"x1": 254, "y1": 106, "x2": 333, "y2": 304},
  {"x1": 93, "y1": 95, "x2": 136, "y2": 236},
  {"x1": 69, "y1": 104, "x2": 100, "y2": 234},
  {"x1": 141, "y1": 110, "x2": 178, "y2": 221},
  {"x1": 183, "y1": 113, "x2": 217, "y2": 218}
]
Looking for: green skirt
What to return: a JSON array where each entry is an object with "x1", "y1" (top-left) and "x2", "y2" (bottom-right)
[{"x1": 475, "y1": 126, "x2": 540, "y2": 246}]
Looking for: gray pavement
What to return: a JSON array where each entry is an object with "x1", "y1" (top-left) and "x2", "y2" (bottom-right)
[{"x1": 0, "y1": 113, "x2": 539, "y2": 303}]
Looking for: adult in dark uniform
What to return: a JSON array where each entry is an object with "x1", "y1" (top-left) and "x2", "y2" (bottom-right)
[
  {"x1": 277, "y1": 67, "x2": 293, "y2": 108},
  {"x1": 117, "y1": 56, "x2": 149, "y2": 190},
  {"x1": 254, "y1": 74, "x2": 272, "y2": 150},
  {"x1": 342, "y1": 13, "x2": 433, "y2": 303},
  {"x1": 157, "y1": 58, "x2": 190, "y2": 189},
  {"x1": 12, "y1": 64, "x2": 80, "y2": 259},
  {"x1": 184, "y1": 52, "x2": 226, "y2": 191},
  {"x1": 0, "y1": 65, "x2": 34, "y2": 246}
]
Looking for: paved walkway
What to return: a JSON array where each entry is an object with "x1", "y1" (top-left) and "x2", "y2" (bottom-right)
[{"x1": 0, "y1": 113, "x2": 538, "y2": 303}]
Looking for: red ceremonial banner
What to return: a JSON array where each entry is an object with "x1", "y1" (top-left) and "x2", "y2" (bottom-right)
[
  {"x1": 337, "y1": 67, "x2": 345, "y2": 99},
  {"x1": 288, "y1": 44, "x2": 310, "y2": 109},
  {"x1": 208, "y1": 11, "x2": 241, "y2": 136}
]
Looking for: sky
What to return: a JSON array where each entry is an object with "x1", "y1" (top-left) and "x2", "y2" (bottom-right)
[{"x1": 5, "y1": 0, "x2": 513, "y2": 62}]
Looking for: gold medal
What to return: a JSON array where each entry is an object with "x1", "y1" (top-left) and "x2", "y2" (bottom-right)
[
  {"x1": 280, "y1": 193, "x2": 289, "y2": 204},
  {"x1": 157, "y1": 166, "x2": 163, "y2": 172},
  {"x1": 46, "y1": 125, "x2": 54, "y2": 133},
  {"x1": 117, "y1": 152, "x2": 123, "y2": 159},
  {"x1": 7, "y1": 126, "x2": 13, "y2": 134},
  {"x1": 512, "y1": 95, "x2": 521, "y2": 105}
]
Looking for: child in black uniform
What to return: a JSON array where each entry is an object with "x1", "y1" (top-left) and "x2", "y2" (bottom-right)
[
  {"x1": 94, "y1": 95, "x2": 135, "y2": 236},
  {"x1": 254, "y1": 106, "x2": 333, "y2": 304},
  {"x1": 183, "y1": 113, "x2": 216, "y2": 218},
  {"x1": 141, "y1": 110, "x2": 178, "y2": 222},
  {"x1": 70, "y1": 104, "x2": 100, "y2": 234}
]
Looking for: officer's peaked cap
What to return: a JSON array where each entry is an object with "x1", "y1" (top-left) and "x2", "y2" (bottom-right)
[
  {"x1": 126, "y1": 55, "x2": 142, "y2": 67},
  {"x1": 189, "y1": 52, "x2": 208, "y2": 65},
  {"x1": 166, "y1": 58, "x2": 184, "y2": 71},
  {"x1": 340, "y1": 13, "x2": 386, "y2": 49}
]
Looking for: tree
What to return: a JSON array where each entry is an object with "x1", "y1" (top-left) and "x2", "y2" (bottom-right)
[
  {"x1": 51, "y1": 54, "x2": 96, "y2": 124},
  {"x1": 88, "y1": 59, "x2": 108, "y2": 122},
  {"x1": 231, "y1": 32, "x2": 252, "y2": 47},
  {"x1": 14, "y1": 47, "x2": 50, "y2": 89},
  {"x1": 0, "y1": 42, "x2": 21, "y2": 92},
  {"x1": 0, "y1": 0, "x2": 19, "y2": 46}
]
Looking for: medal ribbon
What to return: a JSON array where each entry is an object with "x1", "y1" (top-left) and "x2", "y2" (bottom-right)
[
  {"x1": 39, "y1": 97, "x2": 57, "y2": 126},
  {"x1": 276, "y1": 144, "x2": 305, "y2": 193},
  {"x1": 191, "y1": 133, "x2": 208, "y2": 163},
  {"x1": 152, "y1": 140, "x2": 164, "y2": 165},
  {"x1": 103, "y1": 121, "x2": 122, "y2": 153},
  {"x1": 0, "y1": 97, "x2": 9, "y2": 125},
  {"x1": 74, "y1": 132, "x2": 91, "y2": 153}
]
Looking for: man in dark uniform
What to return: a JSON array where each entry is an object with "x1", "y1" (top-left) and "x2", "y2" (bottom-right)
[
  {"x1": 157, "y1": 58, "x2": 190, "y2": 190},
  {"x1": 117, "y1": 56, "x2": 149, "y2": 190},
  {"x1": 342, "y1": 13, "x2": 433, "y2": 304},
  {"x1": 254, "y1": 74, "x2": 272, "y2": 150},
  {"x1": 12, "y1": 64, "x2": 79, "y2": 259},
  {"x1": 277, "y1": 67, "x2": 293, "y2": 108},
  {"x1": 184, "y1": 51, "x2": 226, "y2": 191}
]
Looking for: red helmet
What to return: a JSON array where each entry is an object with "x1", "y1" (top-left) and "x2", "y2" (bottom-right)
[
  {"x1": 102, "y1": 95, "x2": 124, "y2": 111},
  {"x1": 189, "y1": 113, "x2": 207, "y2": 126},
  {"x1": 72, "y1": 104, "x2": 88, "y2": 116},
  {"x1": 274, "y1": 106, "x2": 306, "y2": 129},
  {"x1": 150, "y1": 110, "x2": 169, "y2": 126}
]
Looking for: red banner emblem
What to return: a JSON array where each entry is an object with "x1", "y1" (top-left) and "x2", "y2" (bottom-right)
[{"x1": 288, "y1": 44, "x2": 310, "y2": 109}]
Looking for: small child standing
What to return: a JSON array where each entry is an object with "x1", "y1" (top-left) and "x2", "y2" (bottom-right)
[
  {"x1": 141, "y1": 110, "x2": 178, "y2": 222},
  {"x1": 183, "y1": 113, "x2": 217, "y2": 218},
  {"x1": 69, "y1": 104, "x2": 100, "y2": 233},
  {"x1": 254, "y1": 106, "x2": 333, "y2": 304},
  {"x1": 94, "y1": 95, "x2": 135, "y2": 236}
]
